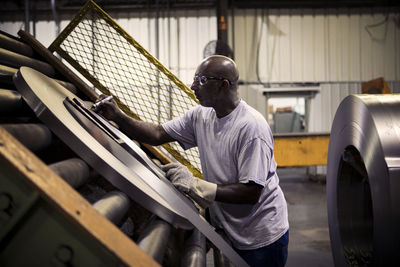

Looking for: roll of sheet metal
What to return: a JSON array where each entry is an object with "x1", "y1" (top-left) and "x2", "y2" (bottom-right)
[
  {"x1": 0, "y1": 64, "x2": 18, "y2": 85},
  {"x1": 0, "y1": 89, "x2": 24, "y2": 113},
  {"x1": 49, "y1": 158, "x2": 90, "y2": 188},
  {"x1": 0, "y1": 64, "x2": 77, "y2": 94},
  {"x1": 1, "y1": 123, "x2": 52, "y2": 151},
  {"x1": 137, "y1": 216, "x2": 172, "y2": 263},
  {"x1": 13, "y1": 67, "x2": 248, "y2": 266},
  {"x1": 0, "y1": 48, "x2": 55, "y2": 77},
  {"x1": 93, "y1": 190, "x2": 131, "y2": 225},
  {"x1": 0, "y1": 32, "x2": 33, "y2": 57},
  {"x1": 327, "y1": 94, "x2": 400, "y2": 266}
]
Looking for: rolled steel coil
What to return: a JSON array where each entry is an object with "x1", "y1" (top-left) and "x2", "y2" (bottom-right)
[{"x1": 327, "y1": 94, "x2": 400, "y2": 266}]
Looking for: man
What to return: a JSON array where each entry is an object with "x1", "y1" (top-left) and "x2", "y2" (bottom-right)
[{"x1": 94, "y1": 55, "x2": 289, "y2": 267}]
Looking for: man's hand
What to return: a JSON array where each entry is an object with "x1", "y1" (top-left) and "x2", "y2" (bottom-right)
[
  {"x1": 161, "y1": 162, "x2": 217, "y2": 209},
  {"x1": 92, "y1": 94, "x2": 122, "y2": 122}
]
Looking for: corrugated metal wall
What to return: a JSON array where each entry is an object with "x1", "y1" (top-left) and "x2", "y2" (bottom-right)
[
  {"x1": 1, "y1": 7, "x2": 399, "y2": 134},
  {"x1": 231, "y1": 8, "x2": 400, "y2": 84}
]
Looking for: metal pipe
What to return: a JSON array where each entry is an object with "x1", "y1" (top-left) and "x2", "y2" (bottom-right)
[
  {"x1": 0, "y1": 32, "x2": 33, "y2": 57},
  {"x1": 51, "y1": 0, "x2": 60, "y2": 37},
  {"x1": 49, "y1": 158, "x2": 90, "y2": 188},
  {"x1": 1, "y1": 123, "x2": 52, "y2": 152},
  {"x1": 93, "y1": 190, "x2": 131, "y2": 226},
  {"x1": 24, "y1": 0, "x2": 30, "y2": 33},
  {"x1": 213, "y1": 229, "x2": 235, "y2": 267},
  {"x1": 0, "y1": 89, "x2": 24, "y2": 113},
  {"x1": 181, "y1": 228, "x2": 206, "y2": 267},
  {"x1": 137, "y1": 216, "x2": 172, "y2": 263},
  {"x1": 0, "y1": 48, "x2": 55, "y2": 77},
  {"x1": 0, "y1": 64, "x2": 77, "y2": 94}
]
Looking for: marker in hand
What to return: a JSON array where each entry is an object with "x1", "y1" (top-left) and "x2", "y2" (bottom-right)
[{"x1": 92, "y1": 95, "x2": 113, "y2": 109}]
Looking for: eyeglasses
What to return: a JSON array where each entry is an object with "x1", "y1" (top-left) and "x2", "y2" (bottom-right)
[{"x1": 193, "y1": 75, "x2": 232, "y2": 86}]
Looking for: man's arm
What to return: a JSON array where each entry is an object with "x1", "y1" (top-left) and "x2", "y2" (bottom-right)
[
  {"x1": 162, "y1": 163, "x2": 263, "y2": 208},
  {"x1": 216, "y1": 182, "x2": 263, "y2": 204},
  {"x1": 113, "y1": 111, "x2": 175, "y2": 146},
  {"x1": 93, "y1": 95, "x2": 175, "y2": 146}
]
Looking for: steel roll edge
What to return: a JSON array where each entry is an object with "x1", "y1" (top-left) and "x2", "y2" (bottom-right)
[{"x1": 327, "y1": 94, "x2": 400, "y2": 266}]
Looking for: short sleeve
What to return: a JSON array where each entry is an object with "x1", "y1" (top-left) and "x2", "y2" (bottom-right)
[
  {"x1": 162, "y1": 108, "x2": 198, "y2": 150},
  {"x1": 237, "y1": 138, "x2": 273, "y2": 186}
]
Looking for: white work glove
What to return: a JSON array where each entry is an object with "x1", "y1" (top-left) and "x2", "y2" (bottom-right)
[{"x1": 161, "y1": 162, "x2": 217, "y2": 209}]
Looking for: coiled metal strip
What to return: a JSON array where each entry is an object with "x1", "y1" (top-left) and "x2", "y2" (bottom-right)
[{"x1": 327, "y1": 94, "x2": 400, "y2": 266}]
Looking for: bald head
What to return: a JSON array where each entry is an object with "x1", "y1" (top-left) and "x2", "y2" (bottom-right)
[{"x1": 198, "y1": 55, "x2": 239, "y2": 88}]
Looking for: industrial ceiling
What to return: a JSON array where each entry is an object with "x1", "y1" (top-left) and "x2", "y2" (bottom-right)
[{"x1": 1, "y1": 0, "x2": 399, "y2": 14}]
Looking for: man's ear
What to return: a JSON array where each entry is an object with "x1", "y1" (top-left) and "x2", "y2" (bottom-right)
[{"x1": 221, "y1": 79, "x2": 230, "y2": 91}]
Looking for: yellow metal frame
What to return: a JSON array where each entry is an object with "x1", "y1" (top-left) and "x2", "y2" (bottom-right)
[
  {"x1": 49, "y1": 0, "x2": 196, "y2": 102},
  {"x1": 48, "y1": 0, "x2": 202, "y2": 178}
]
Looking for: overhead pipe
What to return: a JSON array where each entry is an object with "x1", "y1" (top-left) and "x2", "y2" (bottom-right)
[
  {"x1": 24, "y1": 0, "x2": 30, "y2": 33},
  {"x1": 51, "y1": 0, "x2": 60, "y2": 37}
]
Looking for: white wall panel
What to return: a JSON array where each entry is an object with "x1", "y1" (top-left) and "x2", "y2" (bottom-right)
[
  {"x1": 0, "y1": 22, "x2": 24, "y2": 36},
  {"x1": 268, "y1": 14, "x2": 282, "y2": 82},
  {"x1": 233, "y1": 8, "x2": 400, "y2": 83},
  {"x1": 308, "y1": 83, "x2": 361, "y2": 132},
  {"x1": 291, "y1": 11, "x2": 303, "y2": 81},
  {"x1": 1, "y1": 7, "x2": 399, "y2": 137},
  {"x1": 349, "y1": 12, "x2": 361, "y2": 80},
  {"x1": 1, "y1": 8, "x2": 399, "y2": 84},
  {"x1": 110, "y1": 9, "x2": 216, "y2": 85},
  {"x1": 278, "y1": 11, "x2": 292, "y2": 82},
  {"x1": 302, "y1": 10, "x2": 314, "y2": 82},
  {"x1": 314, "y1": 11, "x2": 326, "y2": 81}
]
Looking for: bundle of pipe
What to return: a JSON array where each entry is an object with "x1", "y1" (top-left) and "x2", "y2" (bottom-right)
[
  {"x1": 0, "y1": 31, "x2": 156, "y2": 262},
  {"x1": 327, "y1": 94, "x2": 400, "y2": 266}
]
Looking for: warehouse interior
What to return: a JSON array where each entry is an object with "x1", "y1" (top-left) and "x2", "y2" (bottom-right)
[{"x1": 0, "y1": 0, "x2": 399, "y2": 266}]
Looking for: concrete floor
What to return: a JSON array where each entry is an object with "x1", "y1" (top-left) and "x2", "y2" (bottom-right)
[
  {"x1": 278, "y1": 167, "x2": 334, "y2": 267},
  {"x1": 207, "y1": 166, "x2": 335, "y2": 266}
]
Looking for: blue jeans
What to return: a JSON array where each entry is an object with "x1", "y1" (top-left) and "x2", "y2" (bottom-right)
[{"x1": 235, "y1": 230, "x2": 289, "y2": 267}]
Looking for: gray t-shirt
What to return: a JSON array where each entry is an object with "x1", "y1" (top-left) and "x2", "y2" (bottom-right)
[{"x1": 162, "y1": 100, "x2": 289, "y2": 249}]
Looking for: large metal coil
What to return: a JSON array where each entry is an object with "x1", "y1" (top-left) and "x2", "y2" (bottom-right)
[{"x1": 327, "y1": 94, "x2": 400, "y2": 266}]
